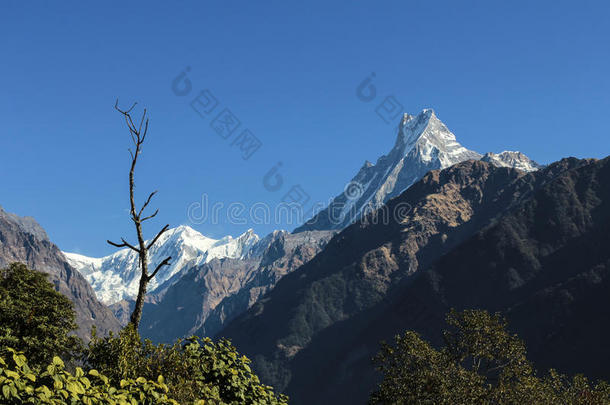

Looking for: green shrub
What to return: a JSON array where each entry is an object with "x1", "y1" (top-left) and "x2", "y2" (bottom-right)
[
  {"x1": 370, "y1": 309, "x2": 610, "y2": 404},
  {"x1": 0, "y1": 347, "x2": 178, "y2": 404},
  {"x1": 0, "y1": 263, "x2": 287, "y2": 404},
  {"x1": 84, "y1": 325, "x2": 288, "y2": 404},
  {"x1": 0, "y1": 263, "x2": 82, "y2": 370}
]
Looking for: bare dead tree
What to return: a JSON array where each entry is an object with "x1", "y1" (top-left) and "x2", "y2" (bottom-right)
[{"x1": 107, "y1": 100, "x2": 171, "y2": 328}]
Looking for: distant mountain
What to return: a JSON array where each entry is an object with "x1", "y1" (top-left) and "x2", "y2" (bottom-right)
[
  {"x1": 62, "y1": 108, "x2": 543, "y2": 355},
  {"x1": 139, "y1": 230, "x2": 334, "y2": 342},
  {"x1": 295, "y1": 109, "x2": 540, "y2": 232},
  {"x1": 64, "y1": 226, "x2": 261, "y2": 304},
  {"x1": 0, "y1": 207, "x2": 120, "y2": 340},
  {"x1": 66, "y1": 225, "x2": 335, "y2": 341},
  {"x1": 220, "y1": 157, "x2": 609, "y2": 404},
  {"x1": 481, "y1": 150, "x2": 542, "y2": 172}
]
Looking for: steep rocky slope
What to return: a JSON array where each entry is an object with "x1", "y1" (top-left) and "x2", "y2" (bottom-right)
[
  {"x1": 138, "y1": 230, "x2": 334, "y2": 342},
  {"x1": 221, "y1": 157, "x2": 604, "y2": 404},
  {"x1": 0, "y1": 207, "x2": 120, "y2": 340}
]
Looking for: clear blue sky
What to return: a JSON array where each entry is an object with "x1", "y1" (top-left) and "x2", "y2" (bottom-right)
[{"x1": 1, "y1": 1, "x2": 609, "y2": 256}]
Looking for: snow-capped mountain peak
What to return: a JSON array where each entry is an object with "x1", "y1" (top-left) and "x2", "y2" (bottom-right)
[
  {"x1": 481, "y1": 151, "x2": 543, "y2": 172},
  {"x1": 295, "y1": 108, "x2": 540, "y2": 232},
  {"x1": 64, "y1": 226, "x2": 260, "y2": 304},
  {"x1": 395, "y1": 108, "x2": 480, "y2": 167}
]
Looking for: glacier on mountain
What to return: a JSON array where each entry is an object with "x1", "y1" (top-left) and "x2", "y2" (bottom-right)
[{"x1": 64, "y1": 226, "x2": 260, "y2": 304}]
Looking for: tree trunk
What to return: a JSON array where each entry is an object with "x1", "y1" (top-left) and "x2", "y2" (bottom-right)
[
  {"x1": 108, "y1": 100, "x2": 171, "y2": 331},
  {"x1": 130, "y1": 242, "x2": 148, "y2": 327}
]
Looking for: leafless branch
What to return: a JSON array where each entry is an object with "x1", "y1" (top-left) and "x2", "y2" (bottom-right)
[
  {"x1": 147, "y1": 224, "x2": 170, "y2": 250},
  {"x1": 138, "y1": 191, "x2": 158, "y2": 217},
  {"x1": 148, "y1": 256, "x2": 171, "y2": 281},
  {"x1": 107, "y1": 238, "x2": 140, "y2": 253},
  {"x1": 141, "y1": 121, "x2": 149, "y2": 143},
  {"x1": 138, "y1": 109, "x2": 147, "y2": 136},
  {"x1": 141, "y1": 209, "x2": 159, "y2": 222},
  {"x1": 115, "y1": 99, "x2": 149, "y2": 146},
  {"x1": 110, "y1": 100, "x2": 168, "y2": 328},
  {"x1": 115, "y1": 99, "x2": 137, "y2": 114}
]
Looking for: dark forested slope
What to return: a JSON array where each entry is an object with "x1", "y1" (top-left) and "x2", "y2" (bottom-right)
[{"x1": 221, "y1": 157, "x2": 609, "y2": 404}]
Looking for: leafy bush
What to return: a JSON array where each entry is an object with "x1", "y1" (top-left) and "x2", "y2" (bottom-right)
[
  {"x1": 370, "y1": 309, "x2": 610, "y2": 404},
  {"x1": 0, "y1": 263, "x2": 287, "y2": 404},
  {"x1": 0, "y1": 348, "x2": 178, "y2": 404},
  {"x1": 0, "y1": 263, "x2": 82, "y2": 369},
  {"x1": 1, "y1": 334, "x2": 288, "y2": 404},
  {"x1": 85, "y1": 325, "x2": 288, "y2": 404}
]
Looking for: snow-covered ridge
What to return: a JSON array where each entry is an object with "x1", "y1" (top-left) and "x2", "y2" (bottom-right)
[
  {"x1": 66, "y1": 108, "x2": 542, "y2": 303},
  {"x1": 63, "y1": 225, "x2": 260, "y2": 304},
  {"x1": 481, "y1": 151, "x2": 543, "y2": 172},
  {"x1": 295, "y1": 108, "x2": 541, "y2": 232}
]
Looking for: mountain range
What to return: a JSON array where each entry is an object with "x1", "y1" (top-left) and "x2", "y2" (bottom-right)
[
  {"x1": 64, "y1": 226, "x2": 261, "y2": 305},
  {"x1": 8, "y1": 108, "x2": 605, "y2": 405},
  {"x1": 64, "y1": 109, "x2": 541, "y2": 341},
  {"x1": 221, "y1": 156, "x2": 610, "y2": 404},
  {"x1": 138, "y1": 229, "x2": 334, "y2": 342},
  {"x1": 0, "y1": 206, "x2": 120, "y2": 340},
  {"x1": 64, "y1": 224, "x2": 335, "y2": 339}
]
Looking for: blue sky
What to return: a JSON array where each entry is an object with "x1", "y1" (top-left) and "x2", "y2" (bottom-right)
[{"x1": 1, "y1": 1, "x2": 609, "y2": 256}]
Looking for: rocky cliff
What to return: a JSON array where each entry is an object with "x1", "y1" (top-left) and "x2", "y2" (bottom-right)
[{"x1": 0, "y1": 207, "x2": 120, "y2": 340}]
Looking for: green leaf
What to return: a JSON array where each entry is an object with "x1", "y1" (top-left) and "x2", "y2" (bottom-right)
[
  {"x1": 75, "y1": 367, "x2": 84, "y2": 378},
  {"x1": 12, "y1": 353, "x2": 26, "y2": 368},
  {"x1": 52, "y1": 356, "x2": 64, "y2": 368},
  {"x1": 2, "y1": 385, "x2": 10, "y2": 399},
  {"x1": 66, "y1": 380, "x2": 85, "y2": 395}
]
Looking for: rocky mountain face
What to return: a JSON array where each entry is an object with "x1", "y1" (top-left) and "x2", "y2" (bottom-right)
[
  {"x1": 295, "y1": 109, "x2": 540, "y2": 232},
  {"x1": 0, "y1": 207, "x2": 120, "y2": 340},
  {"x1": 62, "y1": 108, "x2": 541, "y2": 345},
  {"x1": 382, "y1": 157, "x2": 610, "y2": 384},
  {"x1": 220, "y1": 157, "x2": 608, "y2": 404},
  {"x1": 138, "y1": 230, "x2": 334, "y2": 342},
  {"x1": 66, "y1": 225, "x2": 335, "y2": 340}
]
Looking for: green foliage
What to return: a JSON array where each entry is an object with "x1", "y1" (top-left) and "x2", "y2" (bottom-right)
[
  {"x1": 0, "y1": 263, "x2": 286, "y2": 404},
  {"x1": 85, "y1": 325, "x2": 288, "y2": 404},
  {"x1": 370, "y1": 309, "x2": 610, "y2": 404},
  {"x1": 0, "y1": 347, "x2": 177, "y2": 404},
  {"x1": 0, "y1": 263, "x2": 82, "y2": 369}
]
